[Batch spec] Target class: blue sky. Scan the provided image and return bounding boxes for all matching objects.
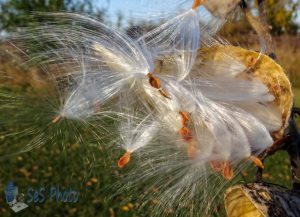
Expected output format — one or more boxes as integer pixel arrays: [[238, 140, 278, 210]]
[[95, 0, 192, 26]]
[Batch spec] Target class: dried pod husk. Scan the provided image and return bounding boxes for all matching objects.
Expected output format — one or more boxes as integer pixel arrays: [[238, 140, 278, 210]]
[[224, 183, 300, 217], [204, 0, 241, 18]]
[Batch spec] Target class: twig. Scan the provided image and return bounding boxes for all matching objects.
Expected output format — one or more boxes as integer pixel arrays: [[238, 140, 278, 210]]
[[240, 0, 275, 59], [286, 108, 300, 191], [255, 109, 300, 192]]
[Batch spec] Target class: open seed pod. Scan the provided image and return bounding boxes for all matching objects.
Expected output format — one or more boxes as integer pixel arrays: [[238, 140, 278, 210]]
[[204, 0, 241, 18], [224, 183, 300, 217], [197, 45, 293, 143]]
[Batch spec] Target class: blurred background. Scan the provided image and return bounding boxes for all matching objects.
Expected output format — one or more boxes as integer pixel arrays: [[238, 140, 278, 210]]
[[0, 0, 299, 216]]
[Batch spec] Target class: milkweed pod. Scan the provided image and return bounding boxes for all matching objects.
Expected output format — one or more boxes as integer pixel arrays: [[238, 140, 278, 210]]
[[197, 45, 293, 141], [139, 9, 200, 81], [204, 0, 241, 18]]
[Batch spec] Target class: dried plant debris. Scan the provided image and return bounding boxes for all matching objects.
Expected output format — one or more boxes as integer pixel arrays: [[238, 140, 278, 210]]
[[225, 183, 300, 217]]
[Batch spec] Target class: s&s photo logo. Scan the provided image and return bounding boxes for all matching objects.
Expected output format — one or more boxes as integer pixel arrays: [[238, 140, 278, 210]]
[[3, 180, 80, 213], [4, 181, 29, 213]]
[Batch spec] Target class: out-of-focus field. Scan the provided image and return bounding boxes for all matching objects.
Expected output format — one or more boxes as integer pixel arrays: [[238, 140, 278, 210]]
[[0, 34, 299, 217]]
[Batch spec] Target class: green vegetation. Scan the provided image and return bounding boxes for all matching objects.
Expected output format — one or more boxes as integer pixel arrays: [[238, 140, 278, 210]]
[[0, 0, 101, 31], [264, 0, 299, 35], [0, 139, 127, 217]]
